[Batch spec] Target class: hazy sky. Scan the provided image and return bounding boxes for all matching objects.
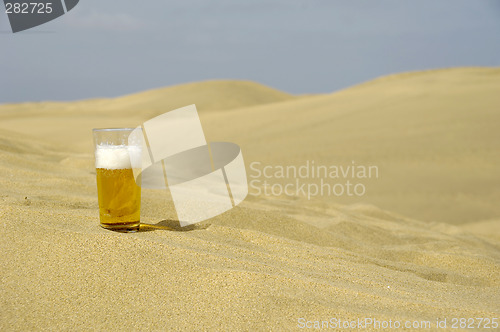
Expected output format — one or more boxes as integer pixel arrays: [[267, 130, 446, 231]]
[[1, 0, 499, 103]]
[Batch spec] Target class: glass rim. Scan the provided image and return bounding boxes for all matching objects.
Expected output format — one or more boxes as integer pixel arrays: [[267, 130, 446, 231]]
[[92, 127, 139, 132]]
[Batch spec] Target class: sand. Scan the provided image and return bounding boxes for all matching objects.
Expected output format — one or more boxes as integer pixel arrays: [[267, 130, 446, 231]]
[[1, 68, 499, 330]]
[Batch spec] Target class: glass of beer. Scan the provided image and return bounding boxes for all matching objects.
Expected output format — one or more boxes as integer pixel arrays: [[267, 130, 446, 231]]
[[93, 128, 142, 232]]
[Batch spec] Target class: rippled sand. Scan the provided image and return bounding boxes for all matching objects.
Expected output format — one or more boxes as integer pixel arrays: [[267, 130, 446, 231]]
[[1, 68, 499, 330]]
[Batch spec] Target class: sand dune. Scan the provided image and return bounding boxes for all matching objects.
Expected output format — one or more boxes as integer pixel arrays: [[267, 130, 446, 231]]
[[1, 68, 499, 223], [1, 68, 499, 330], [0, 80, 295, 152], [201, 67, 500, 224]]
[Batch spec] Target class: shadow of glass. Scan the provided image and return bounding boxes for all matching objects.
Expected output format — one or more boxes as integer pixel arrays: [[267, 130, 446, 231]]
[[139, 219, 209, 232]]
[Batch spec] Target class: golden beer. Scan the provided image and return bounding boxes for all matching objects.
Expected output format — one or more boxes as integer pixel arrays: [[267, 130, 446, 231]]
[[96, 168, 141, 232], [93, 128, 143, 232]]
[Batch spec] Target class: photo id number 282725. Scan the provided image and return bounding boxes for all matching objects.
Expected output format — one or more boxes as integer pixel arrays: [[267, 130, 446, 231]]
[[5, 2, 53, 14]]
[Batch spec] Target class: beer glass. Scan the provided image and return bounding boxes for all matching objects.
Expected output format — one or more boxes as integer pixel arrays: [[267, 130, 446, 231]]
[[93, 128, 142, 232]]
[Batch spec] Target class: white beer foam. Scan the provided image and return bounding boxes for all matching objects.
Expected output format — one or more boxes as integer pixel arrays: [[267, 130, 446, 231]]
[[95, 145, 141, 169]]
